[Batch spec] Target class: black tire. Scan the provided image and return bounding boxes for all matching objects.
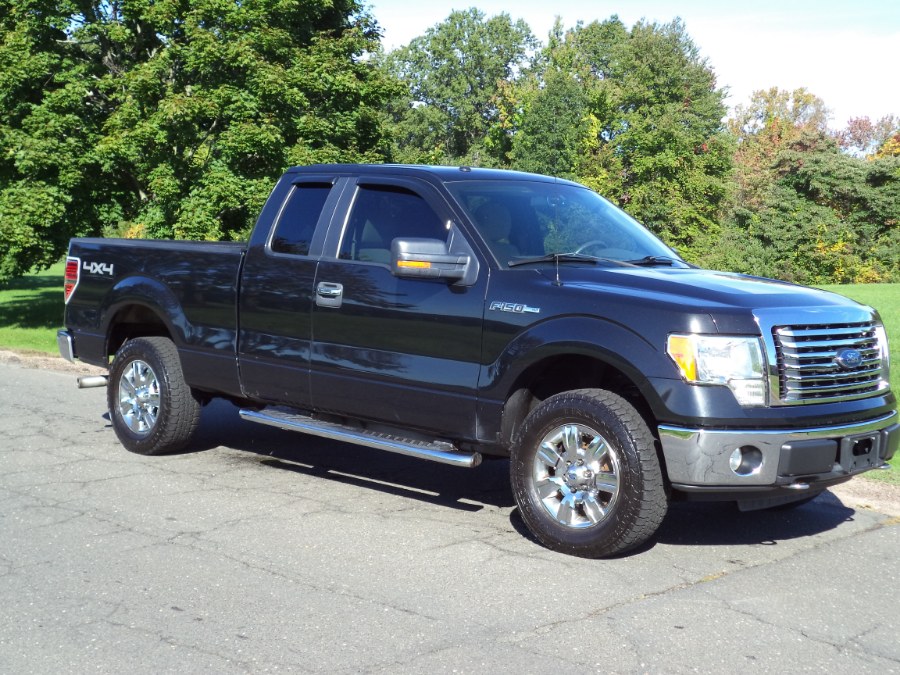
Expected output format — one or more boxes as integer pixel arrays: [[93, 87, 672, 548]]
[[511, 389, 667, 557], [107, 337, 201, 455]]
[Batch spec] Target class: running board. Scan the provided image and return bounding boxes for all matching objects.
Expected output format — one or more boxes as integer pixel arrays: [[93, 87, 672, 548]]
[[238, 408, 482, 468]]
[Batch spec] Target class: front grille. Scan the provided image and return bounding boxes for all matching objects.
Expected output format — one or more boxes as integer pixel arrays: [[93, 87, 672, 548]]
[[772, 322, 884, 404]]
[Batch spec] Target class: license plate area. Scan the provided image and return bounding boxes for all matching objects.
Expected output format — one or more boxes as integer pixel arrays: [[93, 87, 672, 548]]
[[839, 432, 881, 473]]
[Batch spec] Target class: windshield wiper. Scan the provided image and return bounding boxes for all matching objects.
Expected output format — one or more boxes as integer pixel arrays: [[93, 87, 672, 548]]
[[624, 255, 680, 267], [507, 252, 601, 268]]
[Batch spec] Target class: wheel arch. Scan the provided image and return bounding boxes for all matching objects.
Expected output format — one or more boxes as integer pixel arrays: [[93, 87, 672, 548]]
[[101, 276, 186, 358], [499, 350, 664, 450]]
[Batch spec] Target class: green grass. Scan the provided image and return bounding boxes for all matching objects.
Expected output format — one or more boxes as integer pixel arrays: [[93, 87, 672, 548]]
[[0, 261, 65, 354], [817, 284, 899, 485]]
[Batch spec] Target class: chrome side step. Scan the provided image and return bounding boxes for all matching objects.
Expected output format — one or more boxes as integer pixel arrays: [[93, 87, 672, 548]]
[[238, 408, 482, 468]]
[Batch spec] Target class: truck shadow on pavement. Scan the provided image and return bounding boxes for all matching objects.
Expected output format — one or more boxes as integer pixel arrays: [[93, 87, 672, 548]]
[[189, 400, 514, 512], [188, 400, 860, 554], [651, 493, 856, 549]]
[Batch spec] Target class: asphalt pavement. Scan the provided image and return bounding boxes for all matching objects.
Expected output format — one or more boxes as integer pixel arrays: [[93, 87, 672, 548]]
[[1, 362, 898, 673]]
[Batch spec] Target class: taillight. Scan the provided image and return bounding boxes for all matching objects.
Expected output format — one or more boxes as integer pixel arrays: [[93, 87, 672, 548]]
[[64, 256, 80, 304]]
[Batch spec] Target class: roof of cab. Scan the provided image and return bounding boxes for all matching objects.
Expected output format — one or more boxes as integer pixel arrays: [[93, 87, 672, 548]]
[[285, 163, 584, 187]]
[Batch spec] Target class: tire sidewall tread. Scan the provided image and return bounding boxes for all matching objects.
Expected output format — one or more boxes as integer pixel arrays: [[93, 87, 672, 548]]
[[511, 388, 667, 558], [107, 336, 201, 455]]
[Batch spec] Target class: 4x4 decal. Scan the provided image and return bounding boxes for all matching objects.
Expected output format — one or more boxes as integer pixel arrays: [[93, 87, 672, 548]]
[[82, 261, 115, 276]]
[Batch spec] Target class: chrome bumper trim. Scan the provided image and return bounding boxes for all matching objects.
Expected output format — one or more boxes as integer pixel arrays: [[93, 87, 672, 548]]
[[658, 411, 898, 486], [57, 330, 75, 363]]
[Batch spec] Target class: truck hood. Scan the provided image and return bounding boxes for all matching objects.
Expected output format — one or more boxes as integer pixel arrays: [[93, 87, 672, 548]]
[[554, 265, 864, 312]]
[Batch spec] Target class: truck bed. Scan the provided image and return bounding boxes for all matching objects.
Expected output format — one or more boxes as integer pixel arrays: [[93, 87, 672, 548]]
[[65, 238, 246, 397]]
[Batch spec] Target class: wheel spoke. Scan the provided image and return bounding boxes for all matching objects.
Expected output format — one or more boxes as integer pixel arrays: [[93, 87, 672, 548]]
[[140, 408, 157, 430], [594, 471, 619, 494], [561, 425, 581, 462], [124, 409, 140, 432], [556, 495, 578, 526], [537, 442, 562, 470], [120, 376, 137, 397], [535, 477, 563, 501], [586, 436, 608, 465], [130, 361, 144, 386], [581, 494, 607, 524]]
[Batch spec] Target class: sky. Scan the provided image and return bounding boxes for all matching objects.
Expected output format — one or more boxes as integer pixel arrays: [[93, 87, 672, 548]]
[[368, 0, 900, 129]]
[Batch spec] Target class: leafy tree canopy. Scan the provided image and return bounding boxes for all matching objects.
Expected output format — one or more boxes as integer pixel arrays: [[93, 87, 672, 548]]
[[0, 0, 398, 280], [512, 17, 734, 258], [385, 8, 537, 165], [702, 88, 900, 283]]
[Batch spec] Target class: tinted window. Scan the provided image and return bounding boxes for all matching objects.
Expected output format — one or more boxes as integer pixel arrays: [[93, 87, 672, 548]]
[[446, 180, 680, 266], [340, 185, 446, 264], [271, 183, 332, 256]]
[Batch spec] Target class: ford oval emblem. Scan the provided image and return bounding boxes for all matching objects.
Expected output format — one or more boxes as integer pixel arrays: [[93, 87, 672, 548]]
[[835, 348, 863, 370]]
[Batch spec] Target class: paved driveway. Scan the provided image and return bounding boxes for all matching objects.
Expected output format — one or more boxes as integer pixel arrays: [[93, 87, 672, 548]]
[[1, 363, 898, 673]]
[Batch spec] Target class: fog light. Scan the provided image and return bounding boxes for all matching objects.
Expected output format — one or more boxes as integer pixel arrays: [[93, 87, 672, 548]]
[[729, 446, 763, 476]]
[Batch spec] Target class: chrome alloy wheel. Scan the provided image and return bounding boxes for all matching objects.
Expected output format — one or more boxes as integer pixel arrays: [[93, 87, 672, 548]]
[[118, 359, 161, 435], [532, 423, 621, 528]]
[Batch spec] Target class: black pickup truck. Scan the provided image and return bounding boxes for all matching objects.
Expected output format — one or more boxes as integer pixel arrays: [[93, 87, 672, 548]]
[[59, 164, 898, 557]]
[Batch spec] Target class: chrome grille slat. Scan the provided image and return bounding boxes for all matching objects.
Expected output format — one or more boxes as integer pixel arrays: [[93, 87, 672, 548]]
[[785, 380, 879, 394], [777, 326, 875, 338], [784, 366, 882, 383], [772, 320, 885, 404], [782, 348, 879, 361], [786, 356, 880, 371], [776, 336, 876, 349]]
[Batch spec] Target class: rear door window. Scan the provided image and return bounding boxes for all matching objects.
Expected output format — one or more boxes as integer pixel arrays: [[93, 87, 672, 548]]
[[271, 183, 333, 256]]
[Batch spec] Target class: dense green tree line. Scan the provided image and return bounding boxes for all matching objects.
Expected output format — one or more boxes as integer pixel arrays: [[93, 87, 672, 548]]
[[1, 4, 897, 283], [385, 10, 898, 282], [0, 0, 398, 279]]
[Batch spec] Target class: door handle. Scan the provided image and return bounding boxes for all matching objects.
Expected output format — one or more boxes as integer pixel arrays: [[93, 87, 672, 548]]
[[316, 282, 343, 308]]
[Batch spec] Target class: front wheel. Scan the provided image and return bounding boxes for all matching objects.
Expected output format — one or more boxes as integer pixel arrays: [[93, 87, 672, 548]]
[[511, 389, 667, 557], [108, 337, 201, 455]]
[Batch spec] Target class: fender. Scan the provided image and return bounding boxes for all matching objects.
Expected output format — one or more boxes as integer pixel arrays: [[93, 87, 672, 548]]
[[484, 315, 682, 393], [476, 314, 686, 444], [101, 274, 188, 352]]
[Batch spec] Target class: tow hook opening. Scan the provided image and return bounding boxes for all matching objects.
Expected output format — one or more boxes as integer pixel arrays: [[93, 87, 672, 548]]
[[852, 438, 873, 457]]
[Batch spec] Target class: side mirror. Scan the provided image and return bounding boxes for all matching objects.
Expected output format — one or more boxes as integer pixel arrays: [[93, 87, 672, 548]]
[[391, 238, 470, 282]]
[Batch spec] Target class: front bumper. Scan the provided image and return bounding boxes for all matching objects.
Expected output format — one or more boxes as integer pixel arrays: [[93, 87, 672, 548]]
[[658, 411, 898, 491]]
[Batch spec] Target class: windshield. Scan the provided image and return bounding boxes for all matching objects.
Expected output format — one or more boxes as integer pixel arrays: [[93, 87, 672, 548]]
[[445, 180, 682, 267]]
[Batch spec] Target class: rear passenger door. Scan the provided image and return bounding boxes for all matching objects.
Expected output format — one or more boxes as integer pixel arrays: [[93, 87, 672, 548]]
[[310, 177, 486, 439], [238, 176, 346, 405]]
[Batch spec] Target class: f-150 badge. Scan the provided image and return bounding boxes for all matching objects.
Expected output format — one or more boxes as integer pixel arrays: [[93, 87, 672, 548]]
[[489, 301, 540, 314]]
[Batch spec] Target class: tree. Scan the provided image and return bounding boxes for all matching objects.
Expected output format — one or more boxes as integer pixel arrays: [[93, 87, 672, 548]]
[[0, 0, 104, 280], [703, 89, 900, 283], [510, 67, 590, 177], [727, 87, 830, 211], [838, 115, 899, 157], [0, 0, 398, 281], [512, 18, 733, 258], [385, 8, 537, 165]]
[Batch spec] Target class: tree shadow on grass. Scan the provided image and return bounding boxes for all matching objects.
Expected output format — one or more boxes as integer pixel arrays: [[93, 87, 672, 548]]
[[0, 287, 64, 329]]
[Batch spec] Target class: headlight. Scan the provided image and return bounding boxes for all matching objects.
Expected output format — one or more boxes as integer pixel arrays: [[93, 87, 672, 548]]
[[667, 334, 767, 406]]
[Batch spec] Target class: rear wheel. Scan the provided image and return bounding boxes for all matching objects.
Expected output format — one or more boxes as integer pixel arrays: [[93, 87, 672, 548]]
[[108, 337, 201, 455], [511, 389, 667, 557]]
